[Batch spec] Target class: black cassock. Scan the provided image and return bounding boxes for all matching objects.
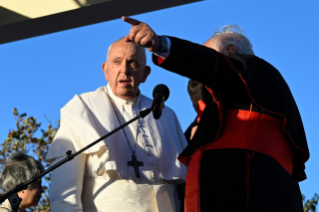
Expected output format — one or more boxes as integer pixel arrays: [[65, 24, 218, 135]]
[[153, 37, 309, 212]]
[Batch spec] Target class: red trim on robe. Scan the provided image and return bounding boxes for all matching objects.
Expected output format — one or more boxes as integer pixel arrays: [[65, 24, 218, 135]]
[[178, 88, 224, 166], [196, 100, 206, 123], [157, 56, 165, 65], [184, 149, 201, 212]]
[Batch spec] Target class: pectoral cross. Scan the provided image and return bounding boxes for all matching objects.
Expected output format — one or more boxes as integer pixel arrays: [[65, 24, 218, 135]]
[[127, 154, 144, 178]]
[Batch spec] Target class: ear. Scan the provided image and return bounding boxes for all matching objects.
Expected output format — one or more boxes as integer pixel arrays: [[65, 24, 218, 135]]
[[18, 190, 25, 194], [226, 44, 238, 55], [141, 66, 151, 83], [17, 189, 26, 198], [102, 62, 108, 81]]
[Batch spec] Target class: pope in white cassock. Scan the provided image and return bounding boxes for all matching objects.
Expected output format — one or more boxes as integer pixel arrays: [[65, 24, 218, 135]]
[[46, 38, 187, 212]]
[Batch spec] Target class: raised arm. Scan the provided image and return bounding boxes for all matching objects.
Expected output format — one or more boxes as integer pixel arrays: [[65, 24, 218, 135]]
[[122, 16, 250, 104], [152, 36, 251, 105]]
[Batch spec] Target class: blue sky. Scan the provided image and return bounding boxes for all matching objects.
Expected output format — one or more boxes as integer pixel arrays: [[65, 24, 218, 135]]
[[0, 0, 318, 200]]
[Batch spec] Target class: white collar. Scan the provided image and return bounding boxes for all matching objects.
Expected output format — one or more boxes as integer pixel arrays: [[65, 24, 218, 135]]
[[0, 199, 22, 212], [105, 84, 141, 106]]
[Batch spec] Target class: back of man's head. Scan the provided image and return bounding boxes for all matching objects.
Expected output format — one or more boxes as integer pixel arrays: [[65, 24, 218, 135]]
[[209, 25, 254, 55], [188, 80, 212, 111], [0, 151, 44, 194]]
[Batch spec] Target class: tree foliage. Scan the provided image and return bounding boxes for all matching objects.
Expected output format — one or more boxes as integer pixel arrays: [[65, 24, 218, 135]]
[[304, 194, 319, 212], [0, 108, 59, 211]]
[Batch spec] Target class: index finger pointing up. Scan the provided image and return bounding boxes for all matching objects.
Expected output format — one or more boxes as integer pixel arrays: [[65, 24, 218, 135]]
[[122, 16, 141, 26]]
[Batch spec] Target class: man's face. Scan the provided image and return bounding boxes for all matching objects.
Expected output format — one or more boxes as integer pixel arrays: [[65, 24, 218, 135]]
[[19, 180, 44, 207], [102, 40, 150, 100]]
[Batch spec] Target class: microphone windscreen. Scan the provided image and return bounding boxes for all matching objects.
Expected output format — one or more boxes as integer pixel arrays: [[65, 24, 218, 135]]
[[152, 84, 170, 101]]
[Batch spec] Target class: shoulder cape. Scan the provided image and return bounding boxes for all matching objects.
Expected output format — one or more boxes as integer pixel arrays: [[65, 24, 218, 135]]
[[47, 87, 187, 180]]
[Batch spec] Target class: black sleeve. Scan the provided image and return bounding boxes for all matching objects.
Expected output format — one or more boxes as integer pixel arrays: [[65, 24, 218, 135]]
[[153, 37, 310, 182], [152, 36, 251, 105]]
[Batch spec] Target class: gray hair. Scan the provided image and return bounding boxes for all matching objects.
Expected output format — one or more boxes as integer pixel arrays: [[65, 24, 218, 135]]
[[210, 25, 254, 55], [0, 152, 44, 194], [106, 37, 147, 67]]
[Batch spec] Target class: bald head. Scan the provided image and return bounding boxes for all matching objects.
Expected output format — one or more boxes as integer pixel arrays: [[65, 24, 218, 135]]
[[107, 38, 147, 67], [204, 25, 254, 55]]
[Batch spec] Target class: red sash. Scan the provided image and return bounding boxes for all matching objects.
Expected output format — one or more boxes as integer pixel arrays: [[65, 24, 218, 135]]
[[184, 109, 293, 212]]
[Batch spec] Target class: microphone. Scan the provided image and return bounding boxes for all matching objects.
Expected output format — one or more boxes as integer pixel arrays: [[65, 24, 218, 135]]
[[152, 84, 170, 119]]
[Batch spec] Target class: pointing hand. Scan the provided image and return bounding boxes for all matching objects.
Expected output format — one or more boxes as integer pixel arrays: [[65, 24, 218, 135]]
[[122, 16, 161, 53]]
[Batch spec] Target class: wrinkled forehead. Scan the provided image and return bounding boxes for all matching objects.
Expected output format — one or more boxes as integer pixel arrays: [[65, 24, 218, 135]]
[[107, 41, 144, 61]]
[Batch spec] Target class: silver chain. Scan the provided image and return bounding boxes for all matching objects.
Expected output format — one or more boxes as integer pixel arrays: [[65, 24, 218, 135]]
[[104, 88, 141, 155]]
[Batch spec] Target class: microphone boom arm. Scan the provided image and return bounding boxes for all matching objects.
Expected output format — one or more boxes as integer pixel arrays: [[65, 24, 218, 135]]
[[0, 108, 152, 211]]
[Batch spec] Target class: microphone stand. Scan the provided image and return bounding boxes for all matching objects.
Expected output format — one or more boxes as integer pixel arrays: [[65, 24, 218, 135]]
[[0, 108, 152, 212]]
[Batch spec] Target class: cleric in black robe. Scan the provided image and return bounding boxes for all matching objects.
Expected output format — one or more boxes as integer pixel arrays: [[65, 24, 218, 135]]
[[122, 17, 309, 212], [177, 79, 213, 212]]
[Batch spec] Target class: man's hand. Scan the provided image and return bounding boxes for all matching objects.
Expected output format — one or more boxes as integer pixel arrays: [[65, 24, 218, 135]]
[[190, 125, 198, 140], [122, 16, 161, 53]]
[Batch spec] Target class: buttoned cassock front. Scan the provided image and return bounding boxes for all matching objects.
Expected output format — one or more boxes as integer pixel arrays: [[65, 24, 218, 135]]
[[46, 85, 187, 212]]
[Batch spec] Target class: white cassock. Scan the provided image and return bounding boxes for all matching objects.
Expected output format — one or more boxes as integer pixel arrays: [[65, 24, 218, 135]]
[[46, 84, 187, 212]]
